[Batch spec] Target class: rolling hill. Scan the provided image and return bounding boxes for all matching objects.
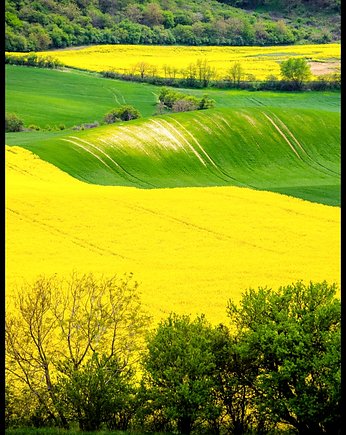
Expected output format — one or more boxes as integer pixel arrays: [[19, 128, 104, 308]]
[[7, 107, 341, 206], [5, 66, 340, 206]]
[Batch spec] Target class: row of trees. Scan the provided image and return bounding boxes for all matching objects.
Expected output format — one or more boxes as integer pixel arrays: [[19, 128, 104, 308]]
[[5, 52, 63, 68], [5, 0, 340, 51], [6, 274, 341, 434], [6, 53, 340, 92], [102, 57, 340, 91]]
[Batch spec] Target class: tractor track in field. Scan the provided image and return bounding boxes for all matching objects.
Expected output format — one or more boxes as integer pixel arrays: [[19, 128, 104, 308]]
[[113, 199, 283, 254], [267, 111, 340, 177], [62, 136, 156, 188], [7, 206, 133, 260], [204, 189, 340, 222]]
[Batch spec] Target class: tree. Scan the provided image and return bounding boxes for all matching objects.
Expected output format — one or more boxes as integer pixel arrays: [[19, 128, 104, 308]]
[[141, 2, 164, 27], [196, 58, 217, 87], [142, 314, 221, 435], [56, 353, 135, 431], [158, 87, 180, 108], [6, 273, 150, 430], [125, 4, 142, 23], [211, 325, 260, 435], [280, 57, 311, 88], [27, 23, 52, 50], [227, 62, 244, 86], [135, 61, 150, 79], [227, 281, 341, 435], [198, 94, 215, 110]]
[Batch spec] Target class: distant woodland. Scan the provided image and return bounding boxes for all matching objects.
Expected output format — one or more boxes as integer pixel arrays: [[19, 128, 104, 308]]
[[5, 0, 340, 51]]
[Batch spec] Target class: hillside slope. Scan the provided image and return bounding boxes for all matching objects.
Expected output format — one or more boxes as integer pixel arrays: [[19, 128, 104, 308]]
[[10, 107, 340, 206], [5, 0, 340, 52]]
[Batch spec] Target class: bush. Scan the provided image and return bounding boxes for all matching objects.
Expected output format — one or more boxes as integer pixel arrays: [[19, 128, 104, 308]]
[[198, 94, 215, 110], [172, 98, 197, 112], [28, 124, 41, 131], [104, 105, 141, 123], [5, 113, 24, 132], [158, 87, 211, 113]]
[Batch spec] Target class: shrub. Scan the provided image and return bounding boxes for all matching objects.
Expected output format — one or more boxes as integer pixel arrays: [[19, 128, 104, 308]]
[[28, 124, 41, 131], [5, 113, 24, 132], [158, 87, 206, 112], [198, 94, 215, 110], [104, 105, 141, 123], [172, 98, 197, 112]]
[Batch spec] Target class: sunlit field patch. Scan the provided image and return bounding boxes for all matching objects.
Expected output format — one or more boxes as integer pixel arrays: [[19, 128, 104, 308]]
[[6, 146, 340, 325], [33, 43, 341, 80]]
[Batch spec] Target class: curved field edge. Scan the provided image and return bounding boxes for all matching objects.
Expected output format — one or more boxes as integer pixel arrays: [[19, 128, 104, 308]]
[[6, 146, 341, 324], [12, 107, 340, 206]]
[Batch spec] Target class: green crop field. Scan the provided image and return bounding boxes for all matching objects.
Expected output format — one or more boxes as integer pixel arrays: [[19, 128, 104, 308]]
[[5, 66, 340, 206], [6, 65, 340, 129], [5, 65, 158, 127]]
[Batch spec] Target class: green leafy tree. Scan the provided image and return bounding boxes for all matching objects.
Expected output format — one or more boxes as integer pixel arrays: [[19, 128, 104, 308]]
[[142, 314, 221, 435], [163, 10, 175, 28], [211, 325, 260, 435], [56, 353, 135, 431], [280, 57, 311, 88], [158, 87, 180, 108], [227, 281, 341, 435]]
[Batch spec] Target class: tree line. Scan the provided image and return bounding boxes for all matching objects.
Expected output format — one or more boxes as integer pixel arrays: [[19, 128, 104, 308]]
[[101, 57, 340, 91], [5, 0, 340, 52], [6, 273, 341, 434], [6, 52, 339, 92]]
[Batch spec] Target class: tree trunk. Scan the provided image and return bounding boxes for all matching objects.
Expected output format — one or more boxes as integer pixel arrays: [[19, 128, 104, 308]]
[[178, 415, 193, 435]]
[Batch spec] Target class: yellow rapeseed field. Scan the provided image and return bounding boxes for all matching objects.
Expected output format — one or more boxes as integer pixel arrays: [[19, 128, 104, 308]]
[[34, 43, 340, 80], [6, 146, 340, 325]]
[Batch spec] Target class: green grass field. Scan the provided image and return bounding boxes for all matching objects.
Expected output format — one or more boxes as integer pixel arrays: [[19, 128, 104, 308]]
[[5, 66, 340, 206], [5, 65, 158, 127], [6, 65, 340, 129]]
